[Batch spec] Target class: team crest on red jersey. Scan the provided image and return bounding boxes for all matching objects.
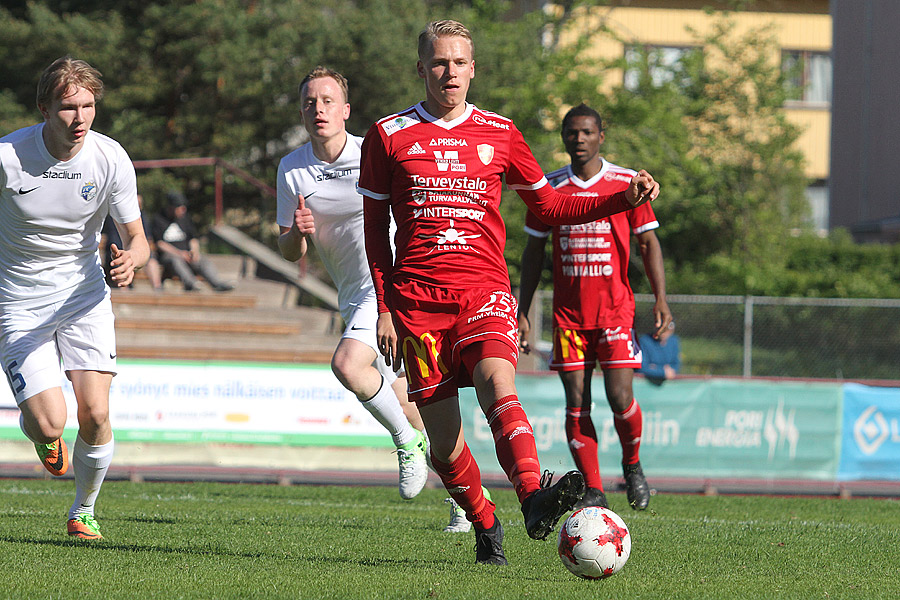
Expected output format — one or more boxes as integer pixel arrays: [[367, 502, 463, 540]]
[[477, 144, 494, 165]]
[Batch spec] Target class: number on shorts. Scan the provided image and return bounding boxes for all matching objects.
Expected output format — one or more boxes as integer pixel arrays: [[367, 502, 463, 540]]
[[477, 292, 514, 315], [4, 361, 25, 395]]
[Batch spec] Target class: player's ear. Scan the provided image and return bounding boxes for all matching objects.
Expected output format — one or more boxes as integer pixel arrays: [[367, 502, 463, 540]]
[[343, 102, 350, 121], [598, 130, 605, 145], [470, 59, 475, 79], [416, 60, 426, 79]]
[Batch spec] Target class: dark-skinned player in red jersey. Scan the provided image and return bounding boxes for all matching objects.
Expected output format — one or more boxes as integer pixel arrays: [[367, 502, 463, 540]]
[[518, 103, 672, 514], [359, 20, 660, 566]]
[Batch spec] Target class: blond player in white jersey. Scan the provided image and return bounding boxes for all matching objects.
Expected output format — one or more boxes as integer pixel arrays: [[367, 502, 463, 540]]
[[0, 57, 150, 540], [276, 66, 431, 500]]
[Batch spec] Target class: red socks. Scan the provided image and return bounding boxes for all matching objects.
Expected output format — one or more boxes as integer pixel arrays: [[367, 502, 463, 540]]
[[614, 399, 643, 465], [566, 399, 642, 487], [430, 444, 496, 529], [565, 407, 602, 490], [486, 395, 541, 502]]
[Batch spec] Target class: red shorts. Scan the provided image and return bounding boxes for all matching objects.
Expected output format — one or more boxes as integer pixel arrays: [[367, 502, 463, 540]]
[[390, 279, 519, 405], [549, 326, 643, 371]]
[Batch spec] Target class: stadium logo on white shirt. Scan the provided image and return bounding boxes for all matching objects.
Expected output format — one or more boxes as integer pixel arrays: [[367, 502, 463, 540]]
[[433, 151, 466, 172], [477, 144, 494, 165], [80, 181, 97, 202], [407, 142, 426, 155]]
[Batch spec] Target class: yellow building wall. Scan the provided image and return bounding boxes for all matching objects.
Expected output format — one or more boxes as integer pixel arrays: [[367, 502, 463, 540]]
[[568, 3, 831, 179]]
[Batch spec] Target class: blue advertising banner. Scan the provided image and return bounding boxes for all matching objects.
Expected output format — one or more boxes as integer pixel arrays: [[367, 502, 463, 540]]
[[461, 375, 843, 481], [838, 383, 900, 481]]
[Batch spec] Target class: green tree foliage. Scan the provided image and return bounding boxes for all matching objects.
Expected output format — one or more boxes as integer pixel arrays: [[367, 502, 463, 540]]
[[1, 2, 897, 298], [591, 14, 809, 296]]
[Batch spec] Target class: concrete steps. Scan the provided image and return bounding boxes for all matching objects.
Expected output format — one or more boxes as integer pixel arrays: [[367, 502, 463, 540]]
[[111, 254, 341, 364]]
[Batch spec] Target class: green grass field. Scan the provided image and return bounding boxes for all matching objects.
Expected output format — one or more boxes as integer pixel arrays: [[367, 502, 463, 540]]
[[0, 479, 896, 599]]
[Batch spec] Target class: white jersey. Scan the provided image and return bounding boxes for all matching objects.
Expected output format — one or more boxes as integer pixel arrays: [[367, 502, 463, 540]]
[[0, 123, 140, 309], [276, 134, 377, 320]]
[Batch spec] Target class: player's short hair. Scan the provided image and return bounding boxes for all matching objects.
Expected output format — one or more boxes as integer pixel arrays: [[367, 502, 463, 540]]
[[418, 20, 474, 60], [561, 103, 604, 134], [299, 66, 349, 104], [36, 56, 104, 109]]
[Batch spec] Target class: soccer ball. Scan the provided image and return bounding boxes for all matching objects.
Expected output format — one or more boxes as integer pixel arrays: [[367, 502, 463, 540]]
[[558, 506, 631, 579]]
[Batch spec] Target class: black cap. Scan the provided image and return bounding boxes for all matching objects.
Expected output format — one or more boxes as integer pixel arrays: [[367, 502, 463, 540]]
[[166, 190, 187, 207]]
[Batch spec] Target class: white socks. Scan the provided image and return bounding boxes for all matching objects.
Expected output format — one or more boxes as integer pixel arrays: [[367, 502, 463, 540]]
[[360, 376, 416, 448], [69, 435, 114, 519]]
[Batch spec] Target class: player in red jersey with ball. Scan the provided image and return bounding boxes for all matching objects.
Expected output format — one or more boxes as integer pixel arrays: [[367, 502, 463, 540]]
[[360, 20, 660, 565], [518, 103, 672, 512]]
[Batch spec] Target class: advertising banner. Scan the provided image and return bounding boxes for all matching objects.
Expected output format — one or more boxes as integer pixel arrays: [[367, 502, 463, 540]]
[[838, 383, 900, 481], [2, 362, 861, 482], [0, 360, 394, 447], [461, 376, 843, 481]]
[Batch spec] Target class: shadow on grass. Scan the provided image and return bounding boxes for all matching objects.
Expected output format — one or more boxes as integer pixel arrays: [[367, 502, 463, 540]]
[[119, 515, 179, 524], [0, 533, 457, 568]]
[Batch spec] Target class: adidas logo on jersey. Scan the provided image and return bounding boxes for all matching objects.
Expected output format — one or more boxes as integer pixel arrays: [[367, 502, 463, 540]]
[[407, 142, 426, 155]]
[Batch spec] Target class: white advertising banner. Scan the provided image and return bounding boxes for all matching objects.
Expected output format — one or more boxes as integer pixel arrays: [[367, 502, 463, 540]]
[[0, 361, 393, 446]]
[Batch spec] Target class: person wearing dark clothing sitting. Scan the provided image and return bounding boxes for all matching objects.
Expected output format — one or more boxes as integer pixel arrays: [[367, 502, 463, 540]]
[[150, 191, 234, 292]]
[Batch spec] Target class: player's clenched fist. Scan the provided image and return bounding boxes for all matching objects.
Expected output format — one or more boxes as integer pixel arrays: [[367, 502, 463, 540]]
[[625, 170, 660, 208], [293, 193, 316, 236]]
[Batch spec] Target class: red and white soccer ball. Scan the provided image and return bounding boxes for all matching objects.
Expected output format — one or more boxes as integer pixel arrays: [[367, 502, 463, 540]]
[[558, 506, 631, 579]]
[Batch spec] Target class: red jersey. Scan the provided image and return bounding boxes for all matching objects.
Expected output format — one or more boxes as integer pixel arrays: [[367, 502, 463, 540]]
[[360, 103, 636, 313], [524, 161, 659, 329]]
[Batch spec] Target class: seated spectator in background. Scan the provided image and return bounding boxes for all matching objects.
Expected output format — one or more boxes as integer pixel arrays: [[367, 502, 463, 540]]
[[150, 190, 234, 292], [638, 321, 681, 385], [102, 194, 163, 290]]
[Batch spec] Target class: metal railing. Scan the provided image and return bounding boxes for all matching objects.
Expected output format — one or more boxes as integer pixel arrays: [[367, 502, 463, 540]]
[[531, 291, 900, 382]]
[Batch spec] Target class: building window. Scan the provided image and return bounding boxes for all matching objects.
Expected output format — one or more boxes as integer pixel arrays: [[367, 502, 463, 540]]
[[805, 180, 829, 235], [782, 50, 832, 106], [624, 45, 696, 91]]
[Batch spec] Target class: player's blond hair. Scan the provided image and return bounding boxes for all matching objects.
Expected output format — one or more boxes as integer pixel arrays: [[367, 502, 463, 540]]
[[299, 66, 349, 103], [36, 56, 104, 109], [418, 20, 474, 60]]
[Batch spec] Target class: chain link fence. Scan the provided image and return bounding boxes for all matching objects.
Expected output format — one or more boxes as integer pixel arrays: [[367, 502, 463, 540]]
[[531, 291, 900, 381]]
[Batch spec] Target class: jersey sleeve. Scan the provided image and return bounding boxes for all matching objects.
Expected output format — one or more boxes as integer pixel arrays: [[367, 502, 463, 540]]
[[629, 201, 659, 235], [364, 195, 393, 313], [504, 124, 635, 225], [358, 123, 392, 200], [516, 178, 633, 225], [360, 123, 395, 313], [276, 157, 298, 229], [503, 124, 550, 191], [524, 208, 552, 238], [107, 148, 140, 224]]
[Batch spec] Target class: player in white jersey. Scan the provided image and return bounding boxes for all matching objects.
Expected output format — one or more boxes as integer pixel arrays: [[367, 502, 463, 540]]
[[275, 66, 430, 500], [0, 57, 150, 540]]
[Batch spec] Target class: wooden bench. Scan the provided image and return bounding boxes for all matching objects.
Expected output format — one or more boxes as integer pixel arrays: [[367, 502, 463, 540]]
[[111, 291, 257, 309], [115, 346, 334, 363], [115, 319, 302, 336]]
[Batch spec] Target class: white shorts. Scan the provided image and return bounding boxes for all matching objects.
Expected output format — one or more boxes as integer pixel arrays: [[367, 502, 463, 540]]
[[1, 292, 117, 405], [342, 291, 401, 385]]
